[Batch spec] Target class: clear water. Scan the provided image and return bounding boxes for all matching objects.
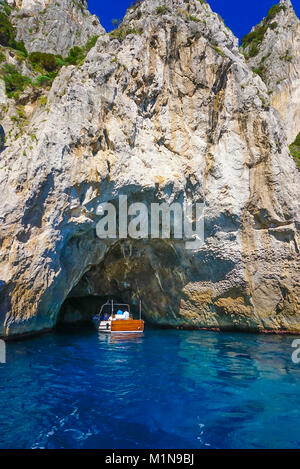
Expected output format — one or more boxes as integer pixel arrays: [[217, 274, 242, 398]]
[[1, 327, 300, 449]]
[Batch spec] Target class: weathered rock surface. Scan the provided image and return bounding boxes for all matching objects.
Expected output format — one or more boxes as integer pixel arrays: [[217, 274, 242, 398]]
[[7, 0, 105, 56], [0, 0, 299, 337], [242, 0, 300, 144]]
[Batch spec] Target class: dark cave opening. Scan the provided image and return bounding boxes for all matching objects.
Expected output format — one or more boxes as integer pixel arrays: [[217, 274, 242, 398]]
[[56, 239, 187, 330], [57, 294, 144, 328], [55, 236, 238, 331]]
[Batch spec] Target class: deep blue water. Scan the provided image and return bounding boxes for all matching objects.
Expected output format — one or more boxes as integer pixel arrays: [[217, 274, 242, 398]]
[[1, 327, 300, 449]]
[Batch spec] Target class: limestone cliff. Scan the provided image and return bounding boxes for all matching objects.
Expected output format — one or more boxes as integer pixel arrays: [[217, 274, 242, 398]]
[[0, 0, 299, 338], [242, 0, 300, 144], [6, 0, 105, 56]]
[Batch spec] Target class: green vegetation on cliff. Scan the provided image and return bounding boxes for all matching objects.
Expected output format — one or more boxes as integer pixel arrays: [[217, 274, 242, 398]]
[[289, 133, 300, 170], [29, 52, 60, 72], [155, 6, 168, 15], [241, 3, 286, 57], [0, 0, 14, 16], [0, 10, 27, 55], [64, 35, 99, 64], [267, 4, 287, 20], [1, 63, 32, 97], [109, 25, 141, 41], [0, 33, 99, 98]]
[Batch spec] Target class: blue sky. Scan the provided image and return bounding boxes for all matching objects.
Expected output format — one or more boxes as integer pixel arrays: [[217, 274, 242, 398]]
[[88, 0, 300, 40]]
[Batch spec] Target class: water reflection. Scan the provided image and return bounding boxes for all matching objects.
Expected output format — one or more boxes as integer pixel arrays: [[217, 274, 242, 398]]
[[1, 328, 300, 449], [98, 332, 144, 344]]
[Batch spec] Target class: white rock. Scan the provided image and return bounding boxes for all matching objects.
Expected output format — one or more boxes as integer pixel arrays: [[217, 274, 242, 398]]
[[243, 0, 300, 143], [0, 0, 299, 337]]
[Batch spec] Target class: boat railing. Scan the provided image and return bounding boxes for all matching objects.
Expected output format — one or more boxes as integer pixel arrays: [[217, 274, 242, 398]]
[[96, 301, 142, 321], [98, 302, 131, 317]]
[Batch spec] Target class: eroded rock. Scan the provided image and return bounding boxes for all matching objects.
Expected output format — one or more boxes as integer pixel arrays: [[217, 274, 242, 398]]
[[0, 0, 299, 337]]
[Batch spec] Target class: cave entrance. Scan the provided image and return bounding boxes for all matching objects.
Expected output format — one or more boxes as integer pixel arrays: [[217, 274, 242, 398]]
[[56, 239, 187, 328], [58, 295, 141, 326]]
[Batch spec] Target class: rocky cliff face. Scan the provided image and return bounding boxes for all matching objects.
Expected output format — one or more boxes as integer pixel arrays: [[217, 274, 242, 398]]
[[6, 0, 105, 56], [0, 0, 299, 338], [242, 0, 300, 144]]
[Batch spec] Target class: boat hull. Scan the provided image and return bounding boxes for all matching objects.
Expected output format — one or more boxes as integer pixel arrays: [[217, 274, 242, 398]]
[[111, 320, 144, 333]]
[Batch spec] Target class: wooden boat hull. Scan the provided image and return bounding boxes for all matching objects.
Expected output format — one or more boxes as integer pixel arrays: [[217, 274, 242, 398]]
[[111, 319, 144, 333]]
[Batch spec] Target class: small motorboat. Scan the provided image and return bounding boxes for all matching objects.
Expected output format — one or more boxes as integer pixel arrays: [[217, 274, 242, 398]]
[[93, 300, 144, 334]]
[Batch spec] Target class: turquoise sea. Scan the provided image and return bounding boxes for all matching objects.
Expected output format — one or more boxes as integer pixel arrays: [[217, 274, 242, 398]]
[[0, 327, 300, 449]]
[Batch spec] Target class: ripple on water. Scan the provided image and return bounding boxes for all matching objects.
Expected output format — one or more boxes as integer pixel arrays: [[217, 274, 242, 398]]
[[0, 328, 300, 449]]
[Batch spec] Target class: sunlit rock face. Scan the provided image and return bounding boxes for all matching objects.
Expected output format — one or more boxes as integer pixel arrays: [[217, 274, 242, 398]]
[[8, 0, 105, 56], [7, 0, 49, 9], [0, 0, 299, 338], [242, 0, 300, 144]]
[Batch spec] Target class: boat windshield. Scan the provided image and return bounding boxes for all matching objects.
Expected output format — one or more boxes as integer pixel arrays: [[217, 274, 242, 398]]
[[99, 303, 131, 319]]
